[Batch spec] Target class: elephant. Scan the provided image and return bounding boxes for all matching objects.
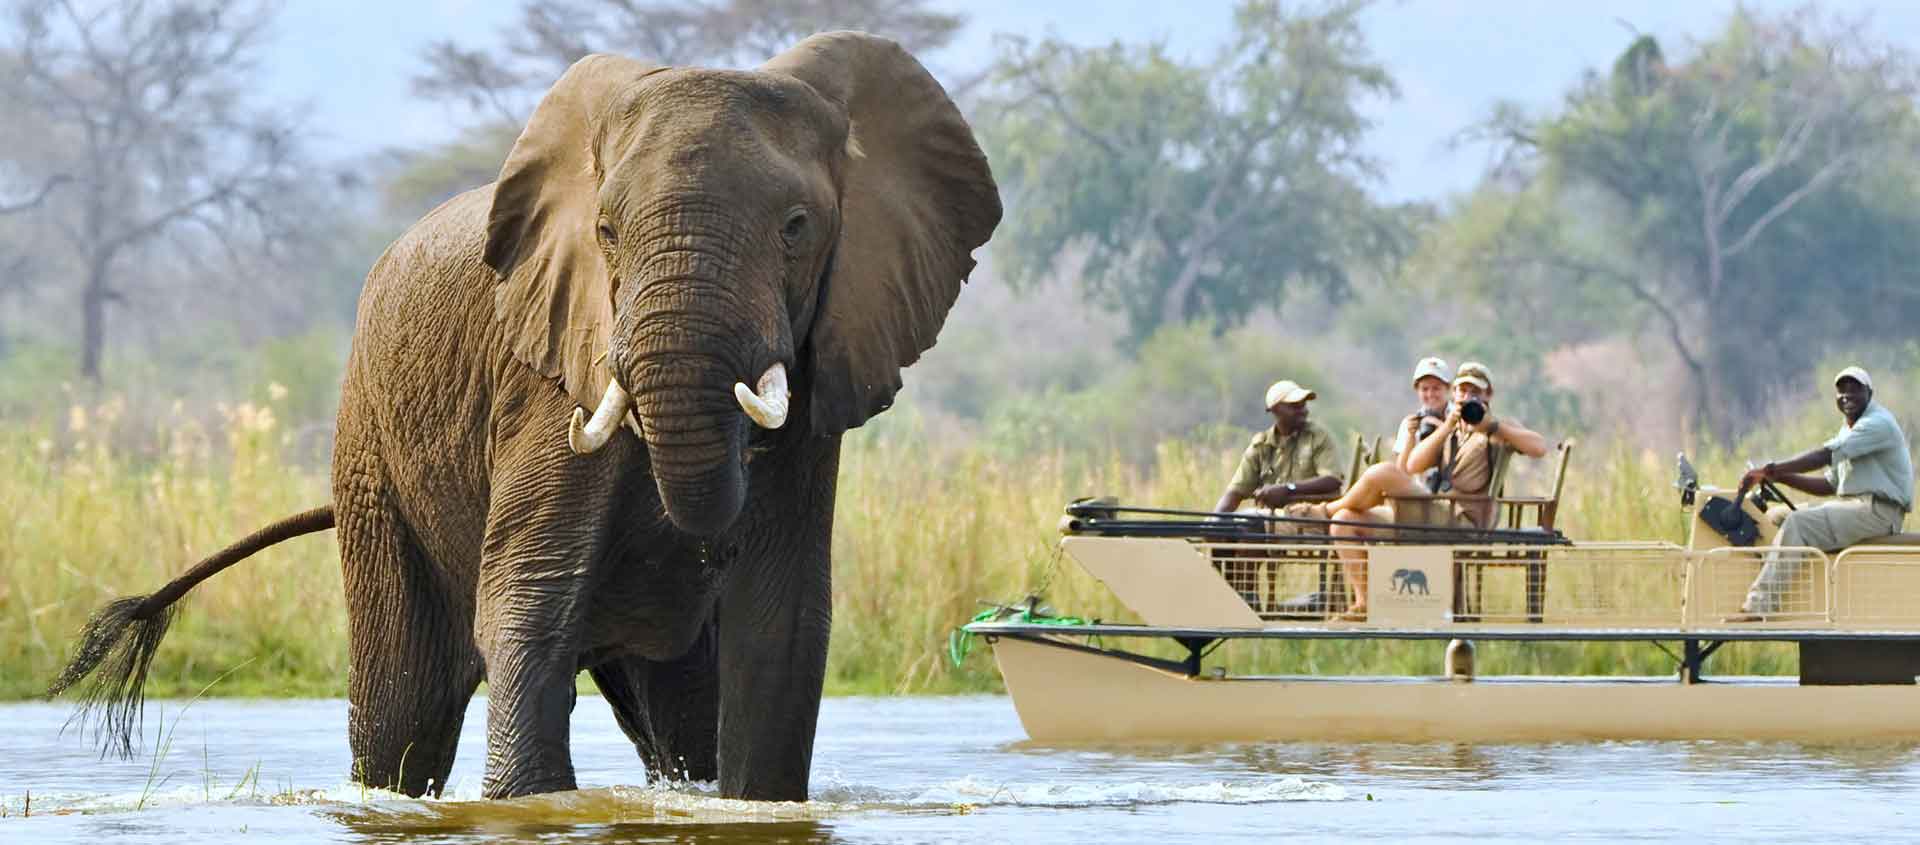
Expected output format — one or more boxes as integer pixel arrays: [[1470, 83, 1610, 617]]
[[47, 32, 1000, 803], [1392, 568, 1430, 595]]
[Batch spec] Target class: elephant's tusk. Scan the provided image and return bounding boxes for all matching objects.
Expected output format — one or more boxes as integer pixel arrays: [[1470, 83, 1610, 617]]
[[734, 363, 789, 429], [569, 379, 633, 454]]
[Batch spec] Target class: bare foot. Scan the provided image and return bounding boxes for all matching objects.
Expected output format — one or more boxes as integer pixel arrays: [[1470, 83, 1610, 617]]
[[1334, 606, 1368, 622]]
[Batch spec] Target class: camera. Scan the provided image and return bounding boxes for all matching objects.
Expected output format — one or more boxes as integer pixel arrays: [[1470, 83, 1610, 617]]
[[1459, 398, 1486, 426], [1415, 407, 1446, 440]]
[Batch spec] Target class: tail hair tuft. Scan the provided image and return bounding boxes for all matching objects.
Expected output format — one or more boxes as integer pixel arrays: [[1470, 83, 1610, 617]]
[[46, 595, 174, 759]]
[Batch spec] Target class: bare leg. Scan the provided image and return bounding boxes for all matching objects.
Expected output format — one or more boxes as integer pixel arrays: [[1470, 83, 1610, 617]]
[[1330, 508, 1374, 615], [1327, 462, 1425, 516], [1325, 463, 1429, 619]]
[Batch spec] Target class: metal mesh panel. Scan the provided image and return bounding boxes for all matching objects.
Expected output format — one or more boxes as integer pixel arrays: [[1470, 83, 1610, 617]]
[[1198, 542, 1350, 620], [1451, 543, 1685, 626], [1833, 548, 1920, 627], [1690, 547, 1829, 624]]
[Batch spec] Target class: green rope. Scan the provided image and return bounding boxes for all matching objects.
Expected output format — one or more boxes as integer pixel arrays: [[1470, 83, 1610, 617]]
[[947, 595, 1091, 668]]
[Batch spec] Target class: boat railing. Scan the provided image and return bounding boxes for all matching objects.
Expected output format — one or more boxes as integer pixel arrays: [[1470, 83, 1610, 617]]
[[1060, 500, 1570, 546], [1832, 547, 1920, 628], [1131, 536, 1920, 631], [1194, 540, 1690, 627], [1689, 546, 1832, 626]]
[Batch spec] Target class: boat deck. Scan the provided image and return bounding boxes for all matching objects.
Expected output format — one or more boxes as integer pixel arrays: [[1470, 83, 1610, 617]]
[[964, 620, 1920, 641]]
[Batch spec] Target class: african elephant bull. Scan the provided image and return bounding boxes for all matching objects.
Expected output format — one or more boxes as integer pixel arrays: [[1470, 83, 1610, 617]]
[[48, 32, 1000, 802]]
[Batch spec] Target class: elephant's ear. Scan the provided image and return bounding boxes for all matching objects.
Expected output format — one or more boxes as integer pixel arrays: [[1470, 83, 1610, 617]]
[[485, 54, 664, 412], [762, 32, 1002, 436]]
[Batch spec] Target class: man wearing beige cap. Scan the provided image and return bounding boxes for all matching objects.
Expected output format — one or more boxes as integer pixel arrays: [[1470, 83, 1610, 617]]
[[1213, 379, 1344, 518], [1728, 366, 1913, 622]]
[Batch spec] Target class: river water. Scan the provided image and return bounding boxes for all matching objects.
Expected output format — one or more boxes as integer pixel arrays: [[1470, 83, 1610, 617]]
[[1, 694, 1914, 843]]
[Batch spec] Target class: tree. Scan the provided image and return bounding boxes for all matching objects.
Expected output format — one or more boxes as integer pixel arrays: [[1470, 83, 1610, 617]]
[[1448, 9, 1920, 439], [2, 0, 317, 380], [979, 0, 1408, 342], [393, 0, 968, 222], [413, 0, 967, 127]]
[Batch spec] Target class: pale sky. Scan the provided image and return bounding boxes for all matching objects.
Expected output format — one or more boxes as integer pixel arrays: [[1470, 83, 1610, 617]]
[[257, 1, 1920, 203]]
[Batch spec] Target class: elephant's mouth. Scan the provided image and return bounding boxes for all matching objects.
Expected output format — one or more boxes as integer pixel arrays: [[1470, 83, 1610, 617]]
[[569, 363, 787, 458]]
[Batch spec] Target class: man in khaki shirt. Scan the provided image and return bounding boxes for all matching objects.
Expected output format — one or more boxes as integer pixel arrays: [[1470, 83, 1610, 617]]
[[1212, 379, 1345, 521]]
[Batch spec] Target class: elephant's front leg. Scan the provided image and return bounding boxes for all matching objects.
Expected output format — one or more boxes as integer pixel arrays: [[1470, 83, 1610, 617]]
[[475, 453, 616, 799], [716, 440, 839, 801]]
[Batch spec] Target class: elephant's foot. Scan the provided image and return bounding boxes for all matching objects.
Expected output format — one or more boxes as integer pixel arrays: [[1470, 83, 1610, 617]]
[[481, 767, 578, 800], [718, 772, 809, 803]]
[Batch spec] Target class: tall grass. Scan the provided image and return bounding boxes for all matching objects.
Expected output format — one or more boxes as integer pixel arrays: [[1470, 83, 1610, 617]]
[[0, 397, 342, 699], [0, 395, 1856, 702]]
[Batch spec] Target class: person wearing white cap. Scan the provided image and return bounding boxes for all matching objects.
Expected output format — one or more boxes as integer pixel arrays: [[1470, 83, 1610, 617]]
[[1212, 379, 1345, 518], [1393, 357, 1454, 484], [1728, 366, 1913, 622]]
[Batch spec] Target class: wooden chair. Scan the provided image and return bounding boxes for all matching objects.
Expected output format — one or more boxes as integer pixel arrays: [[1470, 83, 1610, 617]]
[[1239, 431, 1379, 619], [1386, 441, 1575, 622]]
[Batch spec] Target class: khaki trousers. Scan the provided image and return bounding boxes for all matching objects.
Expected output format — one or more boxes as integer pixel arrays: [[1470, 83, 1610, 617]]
[[1239, 501, 1331, 534], [1744, 495, 1904, 613]]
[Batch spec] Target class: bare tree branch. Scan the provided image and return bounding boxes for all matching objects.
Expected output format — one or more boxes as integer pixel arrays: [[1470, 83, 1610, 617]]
[[411, 0, 967, 128], [0, 173, 70, 214], [1, 0, 323, 379]]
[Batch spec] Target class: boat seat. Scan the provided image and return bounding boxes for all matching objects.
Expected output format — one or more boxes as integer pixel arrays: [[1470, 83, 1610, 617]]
[[1409, 441, 1575, 623], [1856, 533, 1920, 547]]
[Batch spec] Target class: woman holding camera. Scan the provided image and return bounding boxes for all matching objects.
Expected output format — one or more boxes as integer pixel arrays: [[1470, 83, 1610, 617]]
[[1321, 362, 1549, 619], [1395, 357, 1455, 484]]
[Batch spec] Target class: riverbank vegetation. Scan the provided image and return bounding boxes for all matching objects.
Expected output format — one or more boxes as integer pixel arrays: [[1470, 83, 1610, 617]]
[[6, 370, 1914, 700]]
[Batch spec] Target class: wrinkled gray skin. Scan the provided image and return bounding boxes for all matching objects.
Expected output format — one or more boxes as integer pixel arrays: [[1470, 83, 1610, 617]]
[[333, 33, 998, 801]]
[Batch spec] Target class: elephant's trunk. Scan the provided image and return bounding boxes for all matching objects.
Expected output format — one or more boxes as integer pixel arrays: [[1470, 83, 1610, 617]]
[[615, 222, 797, 536], [629, 372, 747, 537]]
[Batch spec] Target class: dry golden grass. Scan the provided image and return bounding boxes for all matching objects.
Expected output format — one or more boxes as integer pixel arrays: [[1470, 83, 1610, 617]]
[[2, 399, 1802, 701], [0, 397, 342, 699]]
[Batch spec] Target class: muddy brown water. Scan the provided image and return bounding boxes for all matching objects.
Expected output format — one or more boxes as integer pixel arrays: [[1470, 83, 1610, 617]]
[[2, 694, 1915, 842]]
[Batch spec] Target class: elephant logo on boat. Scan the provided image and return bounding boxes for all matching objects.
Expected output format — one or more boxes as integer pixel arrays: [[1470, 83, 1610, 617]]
[[1392, 568, 1431, 595]]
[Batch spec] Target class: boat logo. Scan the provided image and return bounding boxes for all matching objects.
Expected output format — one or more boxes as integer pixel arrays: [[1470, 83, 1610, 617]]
[[1392, 568, 1431, 595]]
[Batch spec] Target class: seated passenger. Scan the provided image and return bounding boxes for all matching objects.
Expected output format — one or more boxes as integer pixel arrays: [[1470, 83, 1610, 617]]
[[1319, 362, 1549, 619], [1212, 379, 1345, 532], [1395, 357, 1453, 489], [1725, 366, 1913, 622]]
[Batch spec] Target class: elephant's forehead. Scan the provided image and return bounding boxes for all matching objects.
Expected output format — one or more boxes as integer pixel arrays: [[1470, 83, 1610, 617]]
[[631, 68, 839, 137]]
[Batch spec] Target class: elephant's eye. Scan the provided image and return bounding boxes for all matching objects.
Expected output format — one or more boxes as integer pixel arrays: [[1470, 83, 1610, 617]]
[[781, 209, 808, 248], [596, 221, 618, 248]]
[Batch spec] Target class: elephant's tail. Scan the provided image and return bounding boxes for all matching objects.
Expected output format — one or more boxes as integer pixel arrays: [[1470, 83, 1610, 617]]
[[47, 505, 335, 758]]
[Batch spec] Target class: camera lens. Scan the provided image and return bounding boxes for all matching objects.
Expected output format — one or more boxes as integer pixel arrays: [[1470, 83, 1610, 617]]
[[1460, 399, 1486, 425]]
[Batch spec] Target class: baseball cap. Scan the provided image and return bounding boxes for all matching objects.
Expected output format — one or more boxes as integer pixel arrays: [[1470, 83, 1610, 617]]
[[1412, 357, 1452, 388], [1835, 366, 1873, 390], [1453, 361, 1492, 391], [1264, 379, 1317, 409]]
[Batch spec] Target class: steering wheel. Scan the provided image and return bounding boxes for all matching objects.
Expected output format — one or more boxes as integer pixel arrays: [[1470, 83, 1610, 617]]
[[1755, 477, 1798, 512]]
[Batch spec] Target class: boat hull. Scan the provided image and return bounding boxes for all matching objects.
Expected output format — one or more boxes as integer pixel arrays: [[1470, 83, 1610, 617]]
[[992, 636, 1920, 744]]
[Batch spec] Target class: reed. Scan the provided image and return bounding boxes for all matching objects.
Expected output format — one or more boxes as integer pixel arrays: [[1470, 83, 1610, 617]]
[[0, 398, 1825, 702], [0, 398, 343, 700]]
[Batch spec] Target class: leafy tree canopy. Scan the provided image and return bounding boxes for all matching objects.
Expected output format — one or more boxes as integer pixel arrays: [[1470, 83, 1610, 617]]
[[979, 0, 1411, 343], [1431, 7, 1920, 439]]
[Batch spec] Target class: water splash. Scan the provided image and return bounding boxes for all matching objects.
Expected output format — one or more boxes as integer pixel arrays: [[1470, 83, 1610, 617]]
[[895, 775, 1347, 807], [326, 784, 857, 832]]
